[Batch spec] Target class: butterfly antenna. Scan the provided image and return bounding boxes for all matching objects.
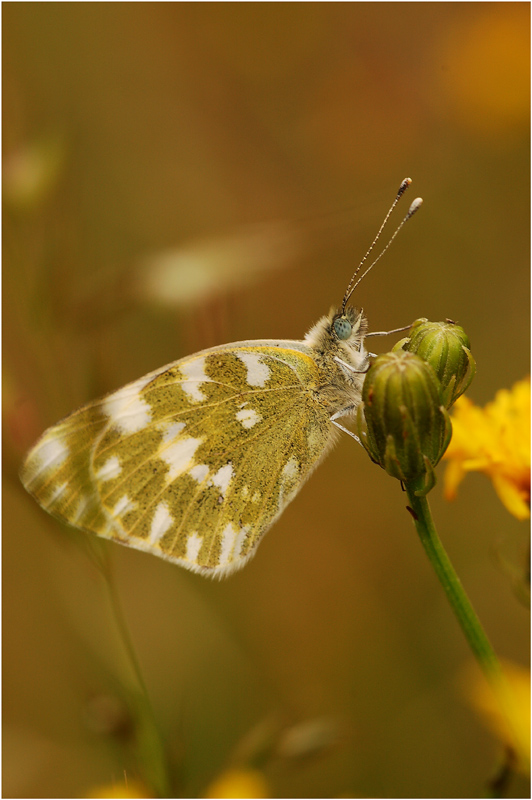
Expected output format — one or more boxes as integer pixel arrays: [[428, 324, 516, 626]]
[[342, 191, 423, 311], [342, 196, 423, 310], [342, 178, 418, 311]]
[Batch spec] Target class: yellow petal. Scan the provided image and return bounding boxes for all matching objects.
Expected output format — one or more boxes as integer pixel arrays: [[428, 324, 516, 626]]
[[204, 767, 270, 799], [491, 473, 530, 521], [443, 378, 530, 519], [443, 459, 466, 500], [462, 661, 530, 775]]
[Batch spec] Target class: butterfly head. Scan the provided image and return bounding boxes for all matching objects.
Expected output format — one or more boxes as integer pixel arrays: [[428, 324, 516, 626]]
[[331, 306, 369, 354], [304, 306, 367, 355], [332, 307, 363, 341]]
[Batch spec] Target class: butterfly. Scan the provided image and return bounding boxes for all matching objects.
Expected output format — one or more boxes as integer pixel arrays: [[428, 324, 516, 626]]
[[20, 180, 422, 578]]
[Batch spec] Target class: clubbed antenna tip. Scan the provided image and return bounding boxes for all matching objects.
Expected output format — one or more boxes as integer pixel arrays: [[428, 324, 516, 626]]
[[408, 197, 423, 217], [342, 180, 422, 310]]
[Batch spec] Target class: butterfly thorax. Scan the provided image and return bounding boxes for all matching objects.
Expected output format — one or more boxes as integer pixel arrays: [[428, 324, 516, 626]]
[[303, 306, 369, 417]]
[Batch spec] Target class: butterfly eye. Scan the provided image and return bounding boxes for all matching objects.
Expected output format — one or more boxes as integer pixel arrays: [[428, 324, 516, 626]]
[[333, 316, 352, 340]]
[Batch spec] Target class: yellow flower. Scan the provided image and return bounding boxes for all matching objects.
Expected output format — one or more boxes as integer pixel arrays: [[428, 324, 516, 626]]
[[461, 660, 530, 775], [443, 378, 530, 520], [204, 767, 269, 799]]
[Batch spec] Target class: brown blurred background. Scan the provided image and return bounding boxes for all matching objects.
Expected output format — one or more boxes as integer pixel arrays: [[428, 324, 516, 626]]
[[3, 4, 530, 798]]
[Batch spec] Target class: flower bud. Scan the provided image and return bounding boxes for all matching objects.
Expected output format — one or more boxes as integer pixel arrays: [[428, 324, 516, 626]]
[[357, 351, 452, 491], [394, 318, 475, 407]]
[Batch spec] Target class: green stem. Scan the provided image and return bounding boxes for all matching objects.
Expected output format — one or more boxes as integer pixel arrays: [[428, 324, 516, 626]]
[[404, 479, 522, 772], [405, 478, 502, 684], [99, 548, 172, 798]]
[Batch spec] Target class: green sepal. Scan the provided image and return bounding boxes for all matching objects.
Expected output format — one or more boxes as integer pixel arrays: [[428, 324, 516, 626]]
[[396, 318, 476, 408]]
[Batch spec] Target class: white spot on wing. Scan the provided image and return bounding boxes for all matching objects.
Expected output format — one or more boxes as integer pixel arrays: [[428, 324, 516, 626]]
[[49, 482, 68, 503], [96, 456, 122, 482], [160, 437, 203, 481], [220, 522, 238, 565], [160, 421, 186, 443], [186, 532, 203, 562], [103, 380, 151, 433], [211, 463, 233, 496], [112, 495, 136, 517], [278, 456, 300, 510], [236, 407, 262, 428], [233, 526, 248, 560], [189, 463, 209, 483], [149, 502, 174, 544], [237, 352, 270, 387], [218, 523, 249, 566], [282, 456, 299, 481], [73, 494, 90, 523], [180, 357, 209, 402], [35, 436, 69, 474]]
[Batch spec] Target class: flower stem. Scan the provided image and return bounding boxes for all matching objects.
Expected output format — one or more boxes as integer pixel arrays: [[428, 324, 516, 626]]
[[406, 481, 502, 683], [404, 478, 523, 769], [99, 548, 172, 798], [405, 479, 502, 684]]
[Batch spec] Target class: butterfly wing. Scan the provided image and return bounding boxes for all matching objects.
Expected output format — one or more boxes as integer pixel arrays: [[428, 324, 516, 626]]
[[21, 343, 336, 577]]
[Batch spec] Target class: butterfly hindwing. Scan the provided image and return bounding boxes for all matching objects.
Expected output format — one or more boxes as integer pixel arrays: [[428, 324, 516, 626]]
[[21, 344, 335, 576]]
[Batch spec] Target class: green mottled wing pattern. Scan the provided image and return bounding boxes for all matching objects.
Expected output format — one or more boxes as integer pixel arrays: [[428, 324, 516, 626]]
[[21, 345, 335, 577]]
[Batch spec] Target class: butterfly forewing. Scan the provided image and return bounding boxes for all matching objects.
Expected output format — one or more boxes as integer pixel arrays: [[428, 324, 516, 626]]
[[21, 344, 335, 577]]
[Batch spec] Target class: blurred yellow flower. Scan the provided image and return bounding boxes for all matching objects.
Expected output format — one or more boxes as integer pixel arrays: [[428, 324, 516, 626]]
[[462, 660, 530, 776], [3, 136, 65, 210], [204, 767, 269, 799], [443, 378, 530, 520], [87, 778, 152, 798], [436, 4, 529, 137]]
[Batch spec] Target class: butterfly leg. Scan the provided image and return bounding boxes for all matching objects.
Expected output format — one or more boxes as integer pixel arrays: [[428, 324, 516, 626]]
[[334, 356, 369, 374], [330, 412, 361, 445]]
